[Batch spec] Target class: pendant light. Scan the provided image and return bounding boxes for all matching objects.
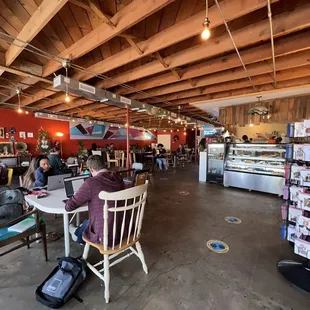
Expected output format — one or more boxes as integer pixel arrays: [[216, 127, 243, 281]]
[[16, 87, 23, 113], [62, 59, 71, 102], [201, 0, 211, 40]]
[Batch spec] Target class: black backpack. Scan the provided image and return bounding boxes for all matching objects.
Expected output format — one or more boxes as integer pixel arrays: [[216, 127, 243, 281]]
[[36, 257, 87, 309], [0, 189, 24, 225], [0, 163, 8, 185]]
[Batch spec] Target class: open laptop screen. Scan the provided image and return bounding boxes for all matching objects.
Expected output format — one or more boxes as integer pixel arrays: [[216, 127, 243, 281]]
[[63, 175, 90, 198]]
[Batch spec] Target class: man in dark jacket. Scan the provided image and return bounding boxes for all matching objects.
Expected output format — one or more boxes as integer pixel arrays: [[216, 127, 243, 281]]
[[65, 155, 125, 245], [47, 147, 64, 175]]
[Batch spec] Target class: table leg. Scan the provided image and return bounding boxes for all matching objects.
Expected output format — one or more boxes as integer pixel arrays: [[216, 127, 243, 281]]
[[63, 213, 70, 257], [173, 155, 177, 168], [76, 212, 80, 227], [151, 156, 155, 173]]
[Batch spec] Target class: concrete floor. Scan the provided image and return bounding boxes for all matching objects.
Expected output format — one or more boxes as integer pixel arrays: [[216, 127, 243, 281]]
[[0, 166, 309, 310]]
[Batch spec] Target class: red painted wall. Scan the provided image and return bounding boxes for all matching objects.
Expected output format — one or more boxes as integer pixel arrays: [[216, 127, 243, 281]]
[[0, 108, 156, 158]]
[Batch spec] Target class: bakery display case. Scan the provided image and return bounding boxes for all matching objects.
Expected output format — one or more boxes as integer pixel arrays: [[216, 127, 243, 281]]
[[224, 143, 286, 195]]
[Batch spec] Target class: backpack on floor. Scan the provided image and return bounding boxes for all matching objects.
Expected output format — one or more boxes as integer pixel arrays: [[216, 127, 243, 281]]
[[0, 163, 8, 185], [0, 189, 24, 225], [35, 257, 87, 309]]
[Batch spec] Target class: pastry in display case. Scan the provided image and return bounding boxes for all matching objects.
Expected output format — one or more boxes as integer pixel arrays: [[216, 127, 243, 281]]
[[224, 143, 286, 195]]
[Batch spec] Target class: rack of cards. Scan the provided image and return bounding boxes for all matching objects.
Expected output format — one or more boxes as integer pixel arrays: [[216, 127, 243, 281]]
[[278, 120, 310, 293]]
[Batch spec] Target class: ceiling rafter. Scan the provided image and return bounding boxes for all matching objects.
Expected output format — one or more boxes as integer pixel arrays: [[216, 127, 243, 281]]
[[73, 0, 279, 82], [99, 3, 310, 90], [42, 0, 175, 77], [5, 0, 69, 66]]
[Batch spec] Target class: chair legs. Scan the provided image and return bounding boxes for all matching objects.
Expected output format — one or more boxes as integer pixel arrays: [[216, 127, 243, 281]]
[[41, 224, 48, 261], [82, 243, 90, 260], [103, 254, 110, 303], [136, 241, 148, 274]]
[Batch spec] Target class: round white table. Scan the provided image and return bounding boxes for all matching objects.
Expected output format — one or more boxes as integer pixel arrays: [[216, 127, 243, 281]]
[[25, 188, 88, 257]]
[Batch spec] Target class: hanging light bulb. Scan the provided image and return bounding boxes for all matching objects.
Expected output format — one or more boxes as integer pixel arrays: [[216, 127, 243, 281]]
[[201, 0, 211, 40], [16, 88, 23, 113], [25, 110, 29, 114], [65, 93, 70, 102]]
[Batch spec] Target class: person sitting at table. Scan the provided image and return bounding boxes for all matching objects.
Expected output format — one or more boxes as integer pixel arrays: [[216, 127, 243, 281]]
[[88, 143, 98, 156], [47, 147, 65, 175], [66, 155, 125, 245], [156, 144, 168, 171], [23, 155, 50, 188], [108, 143, 115, 159]]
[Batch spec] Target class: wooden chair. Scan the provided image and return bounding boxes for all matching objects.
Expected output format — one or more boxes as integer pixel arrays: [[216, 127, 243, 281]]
[[0, 209, 48, 261], [82, 182, 149, 303], [106, 153, 119, 168], [115, 151, 125, 168], [6, 168, 13, 186]]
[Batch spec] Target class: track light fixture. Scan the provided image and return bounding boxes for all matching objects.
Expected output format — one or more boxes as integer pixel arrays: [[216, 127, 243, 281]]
[[202, 0, 211, 40]]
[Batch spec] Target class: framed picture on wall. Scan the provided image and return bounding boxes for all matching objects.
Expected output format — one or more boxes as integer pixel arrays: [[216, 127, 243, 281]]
[[0, 127, 4, 139]]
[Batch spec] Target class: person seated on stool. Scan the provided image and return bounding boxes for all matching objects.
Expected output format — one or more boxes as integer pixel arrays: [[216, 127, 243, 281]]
[[156, 144, 168, 171], [65, 155, 125, 245], [23, 155, 50, 188]]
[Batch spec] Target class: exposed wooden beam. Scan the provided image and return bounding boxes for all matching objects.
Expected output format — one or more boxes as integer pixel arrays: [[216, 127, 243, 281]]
[[123, 37, 143, 55], [42, 0, 174, 77], [68, 0, 91, 11], [159, 76, 310, 107], [170, 68, 181, 80], [19, 87, 60, 107], [131, 50, 310, 101], [98, 3, 310, 89], [157, 65, 310, 107], [5, 0, 69, 66], [112, 31, 310, 95], [87, 0, 115, 28], [74, 0, 279, 82], [155, 52, 168, 69]]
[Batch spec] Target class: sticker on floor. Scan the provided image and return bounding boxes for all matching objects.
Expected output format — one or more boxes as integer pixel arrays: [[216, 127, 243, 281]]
[[225, 216, 242, 224], [179, 191, 190, 196], [206, 240, 229, 254]]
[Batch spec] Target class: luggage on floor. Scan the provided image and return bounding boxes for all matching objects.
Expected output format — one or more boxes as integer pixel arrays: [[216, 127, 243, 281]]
[[35, 257, 87, 309], [0, 163, 8, 185], [0, 189, 24, 225]]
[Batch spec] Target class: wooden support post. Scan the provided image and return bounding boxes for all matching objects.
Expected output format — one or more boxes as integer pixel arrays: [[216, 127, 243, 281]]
[[126, 106, 130, 169], [194, 127, 198, 164]]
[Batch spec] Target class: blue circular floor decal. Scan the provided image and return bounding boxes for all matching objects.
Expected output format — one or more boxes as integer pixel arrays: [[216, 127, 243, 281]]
[[206, 240, 229, 254], [225, 216, 242, 224]]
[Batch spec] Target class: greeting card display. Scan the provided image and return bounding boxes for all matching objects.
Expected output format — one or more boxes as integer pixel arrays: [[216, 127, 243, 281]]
[[293, 144, 310, 161], [300, 169, 310, 187], [297, 193, 310, 211], [294, 122, 306, 138], [294, 238, 310, 259], [287, 225, 303, 243], [288, 206, 303, 223]]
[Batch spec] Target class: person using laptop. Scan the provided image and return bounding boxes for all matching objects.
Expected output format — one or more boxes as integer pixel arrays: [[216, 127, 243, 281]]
[[23, 155, 50, 188], [65, 155, 125, 245]]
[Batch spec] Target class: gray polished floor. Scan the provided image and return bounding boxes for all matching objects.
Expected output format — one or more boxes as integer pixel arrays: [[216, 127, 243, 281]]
[[0, 166, 309, 310]]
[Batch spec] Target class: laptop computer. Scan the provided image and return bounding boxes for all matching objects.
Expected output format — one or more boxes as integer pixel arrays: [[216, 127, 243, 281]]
[[63, 175, 90, 203], [47, 173, 72, 191]]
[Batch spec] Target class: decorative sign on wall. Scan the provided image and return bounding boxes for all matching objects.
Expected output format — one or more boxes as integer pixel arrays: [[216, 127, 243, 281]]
[[70, 122, 157, 141]]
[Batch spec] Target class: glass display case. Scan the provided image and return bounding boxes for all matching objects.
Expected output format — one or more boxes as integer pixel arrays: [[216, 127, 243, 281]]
[[224, 143, 286, 195], [207, 143, 225, 184]]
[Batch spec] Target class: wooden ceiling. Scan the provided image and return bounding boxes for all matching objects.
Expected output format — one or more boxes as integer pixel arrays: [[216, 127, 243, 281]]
[[0, 0, 309, 128]]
